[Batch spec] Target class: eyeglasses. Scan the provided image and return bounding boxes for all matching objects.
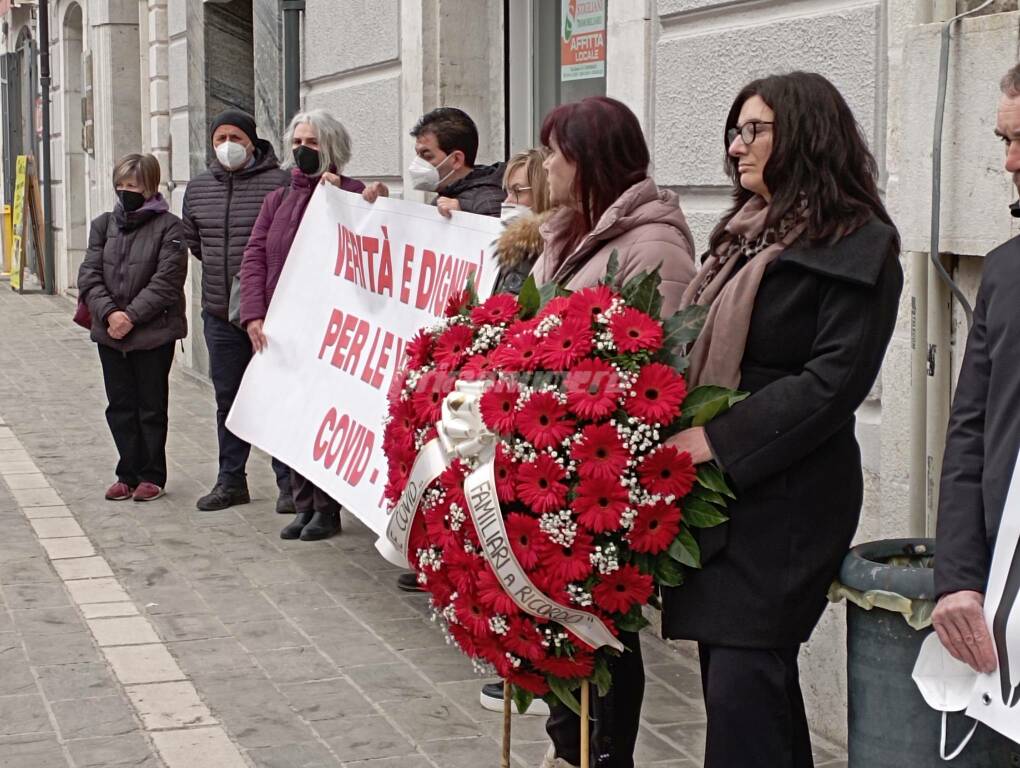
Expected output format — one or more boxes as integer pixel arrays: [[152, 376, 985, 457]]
[[507, 184, 532, 199], [727, 121, 774, 146]]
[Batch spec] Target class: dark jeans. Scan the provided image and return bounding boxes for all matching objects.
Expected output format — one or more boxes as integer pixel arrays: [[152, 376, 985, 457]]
[[291, 469, 340, 515], [546, 630, 644, 768], [98, 341, 175, 488], [699, 644, 813, 768], [203, 311, 291, 494]]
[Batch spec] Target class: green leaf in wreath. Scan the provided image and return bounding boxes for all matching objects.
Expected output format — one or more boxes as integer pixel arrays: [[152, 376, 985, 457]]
[[616, 605, 651, 633], [679, 385, 749, 428], [464, 270, 480, 307], [511, 684, 535, 715], [669, 527, 702, 568], [683, 497, 729, 529], [661, 304, 709, 351], [548, 676, 582, 716], [621, 268, 664, 318], [691, 484, 727, 506], [538, 281, 571, 309], [518, 275, 541, 318], [592, 657, 613, 698], [697, 464, 736, 499], [654, 552, 686, 587], [601, 250, 621, 286]]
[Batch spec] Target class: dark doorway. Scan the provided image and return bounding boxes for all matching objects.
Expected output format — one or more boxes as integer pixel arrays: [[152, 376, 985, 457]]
[[204, 0, 255, 162]]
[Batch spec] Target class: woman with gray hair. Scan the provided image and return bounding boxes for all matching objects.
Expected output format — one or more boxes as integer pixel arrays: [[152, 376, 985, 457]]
[[239, 109, 382, 541]]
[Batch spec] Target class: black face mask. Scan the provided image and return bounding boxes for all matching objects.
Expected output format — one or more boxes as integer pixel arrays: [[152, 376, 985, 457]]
[[293, 145, 321, 176], [117, 190, 146, 213]]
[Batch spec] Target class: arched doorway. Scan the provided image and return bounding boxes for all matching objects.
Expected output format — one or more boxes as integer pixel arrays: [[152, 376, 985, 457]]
[[61, 3, 85, 290]]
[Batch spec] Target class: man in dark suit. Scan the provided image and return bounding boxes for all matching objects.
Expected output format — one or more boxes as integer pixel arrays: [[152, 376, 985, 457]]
[[933, 64, 1020, 686]]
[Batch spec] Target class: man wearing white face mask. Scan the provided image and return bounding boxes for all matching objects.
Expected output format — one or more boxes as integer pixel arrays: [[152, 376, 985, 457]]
[[405, 107, 507, 219], [181, 109, 294, 514]]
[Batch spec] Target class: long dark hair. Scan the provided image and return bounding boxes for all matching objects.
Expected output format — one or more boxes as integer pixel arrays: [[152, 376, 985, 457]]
[[540, 97, 650, 252], [709, 71, 896, 254]]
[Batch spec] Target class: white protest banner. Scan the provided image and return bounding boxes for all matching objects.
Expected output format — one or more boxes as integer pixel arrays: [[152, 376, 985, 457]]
[[227, 186, 501, 537], [965, 444, 1020, 742]]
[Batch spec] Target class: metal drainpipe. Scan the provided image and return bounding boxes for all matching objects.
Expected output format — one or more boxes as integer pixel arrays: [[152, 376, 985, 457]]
[[281, 0, 304, 124], [916, 0, 991, 536], [38, 0, 55, 294]]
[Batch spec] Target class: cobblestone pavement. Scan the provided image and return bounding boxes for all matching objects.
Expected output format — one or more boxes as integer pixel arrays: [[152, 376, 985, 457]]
[[0, 283, 849, 768]]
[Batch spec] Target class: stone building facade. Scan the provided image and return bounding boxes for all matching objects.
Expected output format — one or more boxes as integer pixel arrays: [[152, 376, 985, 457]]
[[2, 0, 1019, 745]]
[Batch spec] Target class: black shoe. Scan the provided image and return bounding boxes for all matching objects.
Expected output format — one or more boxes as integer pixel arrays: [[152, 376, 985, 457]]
[[299, 508, 342, 541], [196, 483, 251, 511], [280, 510, 314, 539], [275, 490, 296, 514], [397, 572, 425, 592], [479, 681, 550, 715]]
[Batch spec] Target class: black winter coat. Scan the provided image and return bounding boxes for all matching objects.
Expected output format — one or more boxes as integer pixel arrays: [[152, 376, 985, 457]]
[[78, 200, 188, 353], [181, 140, 289, 319], [662, 218, 903, 647], [936, 234, 1020, 597], [443, 163, 506, 217]]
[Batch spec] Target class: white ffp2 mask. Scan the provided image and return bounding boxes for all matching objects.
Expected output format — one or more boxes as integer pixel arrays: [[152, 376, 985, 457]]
[[215, 141, 249, 171], [409, 154, 455, 192], [912, 633, 980, 760]]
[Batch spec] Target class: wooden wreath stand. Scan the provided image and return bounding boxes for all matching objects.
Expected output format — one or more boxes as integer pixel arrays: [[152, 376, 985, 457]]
[[501, 680, 591, 768]]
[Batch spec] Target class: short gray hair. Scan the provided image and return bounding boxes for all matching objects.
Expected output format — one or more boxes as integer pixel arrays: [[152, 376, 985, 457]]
[[1002, 63, 1020, 98], [282, 109, 353, 174]]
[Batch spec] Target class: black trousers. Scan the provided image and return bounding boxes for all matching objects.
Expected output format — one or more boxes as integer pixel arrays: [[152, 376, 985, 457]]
[[203, 311, 291, 494], [290, 469, 340, 515], [546, 630, 644, 768], [699, 643, 814, 768], [98, 341, 175, 488]]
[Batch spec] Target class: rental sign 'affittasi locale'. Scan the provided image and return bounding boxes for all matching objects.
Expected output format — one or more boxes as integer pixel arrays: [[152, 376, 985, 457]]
[[228, 187, 501, 536]]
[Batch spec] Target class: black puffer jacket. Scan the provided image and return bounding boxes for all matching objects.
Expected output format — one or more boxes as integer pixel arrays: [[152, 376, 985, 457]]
[[443, 163, 506, 217], [181, 140, 289, 319], [78, 196, 188, 352]]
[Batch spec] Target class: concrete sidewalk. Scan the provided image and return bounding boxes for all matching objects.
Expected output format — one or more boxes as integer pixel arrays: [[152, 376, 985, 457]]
[[0, 283, 848, 767]]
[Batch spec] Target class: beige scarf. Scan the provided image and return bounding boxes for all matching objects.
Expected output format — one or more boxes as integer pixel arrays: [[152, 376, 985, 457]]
[[681, 196, 807, 389]]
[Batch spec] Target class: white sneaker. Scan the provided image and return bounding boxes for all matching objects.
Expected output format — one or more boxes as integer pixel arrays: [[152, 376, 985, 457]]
[[541, 745, 579, 768], [479, 681, 550, 716]]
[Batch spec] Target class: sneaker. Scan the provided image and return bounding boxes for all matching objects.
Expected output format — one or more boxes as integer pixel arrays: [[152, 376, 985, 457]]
[[397, 572, 425, 592], [480, 681, 551, 716], [275, 490, 296, 514], [196, 483, 251, 511], [541, 745, 579, 768], [105, 481, 135, 501], [132, 482, 165, 502]]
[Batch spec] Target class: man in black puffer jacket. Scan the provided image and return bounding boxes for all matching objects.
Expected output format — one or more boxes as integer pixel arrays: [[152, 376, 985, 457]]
[[182, 109, 292, 513]]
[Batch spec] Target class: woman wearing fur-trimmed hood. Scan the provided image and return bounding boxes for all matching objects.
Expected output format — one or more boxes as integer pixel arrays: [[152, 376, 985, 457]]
[[493, 149, 554, 295]]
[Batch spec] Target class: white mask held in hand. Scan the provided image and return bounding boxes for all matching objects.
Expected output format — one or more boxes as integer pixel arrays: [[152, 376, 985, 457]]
[[409, 154, 455, 192], [500, 203, 530, 223], [912, 633, 980, 760], [216, 141, 249, 171]]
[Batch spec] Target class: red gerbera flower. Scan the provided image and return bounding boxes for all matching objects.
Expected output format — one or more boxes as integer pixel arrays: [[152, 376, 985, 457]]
[[411, 370, 456, 423], [382, 416, 414, 457], [537, 295, 571, 319], [508, 668, 550, 696], [471, 293, 520, 325], [490, 331, 541, 371], [385, 441, 417, 491], [448, 621, 480, 657], [424, 502, 459, 552], [564, 359, 624, 420], [610, 307, 664, 354], [592, 563, 653, 614], [388, 396, 422, 436], [494, 445, 518, 503], [506, 512, 545, 569], [516, 454, 568, 514], [460, 354, 493, 381], [444, 288, 471, 317], [538, 317, 594, 369], [425, 568, 454, 608], [479, 380, 521, 434], [567, 284, 614, 323], [536, 651, 595, 679], [628, 500, 683, 554], [444, 545, 482, 594], [438, 460, 468, 507], [638, 445, 696, 498], [517, 392, 575, 450], [540, 531, 594, 583], [572, 476, 630, 533], [570, 423, 630, 482], [433, 324, 474, 369], [406, 329, 435, 368], [453, 590, 491, 636], [531, 567, 570, 601], [504, 616, 545, 662], [477, 564, 518, 615], [476, 634, 513, 677], [624, 363, 687, 425]]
